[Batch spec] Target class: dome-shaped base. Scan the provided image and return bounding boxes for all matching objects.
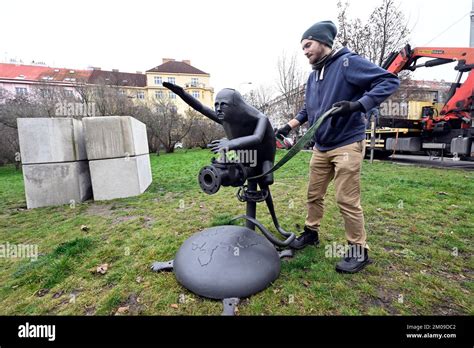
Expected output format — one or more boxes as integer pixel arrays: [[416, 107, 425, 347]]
[[174, 225, 281, 299]]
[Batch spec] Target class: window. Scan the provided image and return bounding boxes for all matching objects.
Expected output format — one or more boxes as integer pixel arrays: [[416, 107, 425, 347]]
[[192, 91, 200, 99], [154, 76, 162, 85], [155, 91, 163, 99], [40, 89, 52, 98], [65, 90, 73, 97], [118, 89, 126, 95], [169, 91, 176, 99], [167, 77, 175, 84], [15, 87, 27, 95], [137, 91, 145, 99], [191, 78, 199, 86]]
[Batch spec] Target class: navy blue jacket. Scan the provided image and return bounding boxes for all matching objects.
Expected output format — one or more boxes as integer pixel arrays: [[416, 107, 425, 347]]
[[295, 47, 400, 151]]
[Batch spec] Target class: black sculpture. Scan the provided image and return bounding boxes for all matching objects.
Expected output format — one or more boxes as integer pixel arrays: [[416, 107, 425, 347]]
[[151, 83, 296, 315]]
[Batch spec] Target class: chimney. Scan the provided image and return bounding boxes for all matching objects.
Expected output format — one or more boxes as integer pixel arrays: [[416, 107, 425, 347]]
[[112, 69, 119, 72], [183, 60, 191, 65], [136, 71, 143, 74], [162, 58, 175, 64], [92, 67, 101, 70]]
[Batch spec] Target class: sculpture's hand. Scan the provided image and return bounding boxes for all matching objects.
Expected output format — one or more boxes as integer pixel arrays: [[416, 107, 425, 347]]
[[208, 138, 231, 154], [162, 82, 185, 96]]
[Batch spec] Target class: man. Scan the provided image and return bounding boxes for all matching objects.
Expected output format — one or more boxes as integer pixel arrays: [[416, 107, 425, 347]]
[[276, 20, 399, 273]]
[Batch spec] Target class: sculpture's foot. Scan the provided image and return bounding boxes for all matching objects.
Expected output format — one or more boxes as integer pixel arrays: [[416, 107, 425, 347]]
[[278, 249, 294, 259], [222, 298, 240, 316], [151, 260, 174, 272]]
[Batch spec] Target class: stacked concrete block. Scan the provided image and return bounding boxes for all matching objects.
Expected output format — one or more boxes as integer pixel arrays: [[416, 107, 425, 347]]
[[82, 116, 152, 200], [17, 118, 92, 209]]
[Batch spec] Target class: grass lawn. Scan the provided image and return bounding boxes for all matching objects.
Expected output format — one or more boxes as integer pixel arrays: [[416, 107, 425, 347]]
[[0, 149, 472, 315]]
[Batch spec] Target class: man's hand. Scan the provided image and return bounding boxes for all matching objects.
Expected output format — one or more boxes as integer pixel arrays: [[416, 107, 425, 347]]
[[330, 101, 362, 126], [162, 82, 185, 96], [208, 138, 231, 153], [332, 101, 362, 115], [274, 124, 292, 140]]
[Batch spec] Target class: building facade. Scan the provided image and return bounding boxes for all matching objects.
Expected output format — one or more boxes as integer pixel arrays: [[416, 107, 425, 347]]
[[0, 59, 214, 114]]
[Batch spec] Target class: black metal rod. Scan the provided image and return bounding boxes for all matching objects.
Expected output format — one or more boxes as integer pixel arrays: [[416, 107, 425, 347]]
[[245, 180, 258, 230]]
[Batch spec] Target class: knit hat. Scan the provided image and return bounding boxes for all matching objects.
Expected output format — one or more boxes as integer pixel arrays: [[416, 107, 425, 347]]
[[301, 20, 337, 48]]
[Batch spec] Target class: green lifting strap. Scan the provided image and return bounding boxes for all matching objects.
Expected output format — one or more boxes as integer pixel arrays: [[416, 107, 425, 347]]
[[248, 107, 338, 180]]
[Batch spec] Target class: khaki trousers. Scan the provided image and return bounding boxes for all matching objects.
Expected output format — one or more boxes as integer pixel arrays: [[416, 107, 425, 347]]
[[305, 140, 368, 248]]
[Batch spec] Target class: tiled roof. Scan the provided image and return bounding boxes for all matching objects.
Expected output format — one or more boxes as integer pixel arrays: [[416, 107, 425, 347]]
[[146, 60, 208, 75], [0, 63, 91, 82], [88, 70, 146, 87]]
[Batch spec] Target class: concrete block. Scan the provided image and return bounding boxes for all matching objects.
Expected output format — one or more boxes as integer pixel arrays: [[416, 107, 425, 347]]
[[22, 161, 92, 209], [83, 116, 149, 160], [17, 118, 87, 164], [89, 154, 152, 200]]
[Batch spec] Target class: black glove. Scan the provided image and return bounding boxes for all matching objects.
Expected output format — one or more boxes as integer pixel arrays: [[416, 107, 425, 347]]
[[330, 101, 362, 126], [275, 124, 292, 140], [162, 82, 185, 96]]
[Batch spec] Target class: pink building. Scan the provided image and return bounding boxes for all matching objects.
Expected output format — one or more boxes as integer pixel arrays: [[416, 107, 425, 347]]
[[0, 63, 93, 99]]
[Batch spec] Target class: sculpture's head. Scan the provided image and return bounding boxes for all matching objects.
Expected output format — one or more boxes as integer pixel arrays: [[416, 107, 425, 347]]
[[214, 88, 245, 122]]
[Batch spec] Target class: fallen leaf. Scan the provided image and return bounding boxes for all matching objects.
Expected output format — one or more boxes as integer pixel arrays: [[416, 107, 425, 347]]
[[96, 263, 108, 274], [437, 191, 448, 196], [170, 304, 179, 309], [136, 276, 143, 283], [115, 306, 129, 315], [80, 225, 89, 232], [376, 208, 383, 212], [302, 280, 310, 288]]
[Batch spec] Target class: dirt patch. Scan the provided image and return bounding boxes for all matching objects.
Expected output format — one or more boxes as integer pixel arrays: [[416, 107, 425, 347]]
[[85, 204, 114, 217], [362, 287, 400, 314], [142, 216, 154, 229], [112, 216, 139, 224], [84, 305, 96, 316], [114, 293, 143, 315]]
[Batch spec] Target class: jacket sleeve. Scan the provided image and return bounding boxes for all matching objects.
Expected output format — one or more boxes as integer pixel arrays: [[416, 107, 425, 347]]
[[295, 103, 308, 124], [343, 55, 400, 112]]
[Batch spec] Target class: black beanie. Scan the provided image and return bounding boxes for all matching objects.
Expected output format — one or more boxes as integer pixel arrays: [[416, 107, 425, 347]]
[[301, 20, 337, 48]]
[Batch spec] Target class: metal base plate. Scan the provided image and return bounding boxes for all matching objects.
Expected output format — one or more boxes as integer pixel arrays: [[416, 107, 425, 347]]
[[174, 225, 281, 299]]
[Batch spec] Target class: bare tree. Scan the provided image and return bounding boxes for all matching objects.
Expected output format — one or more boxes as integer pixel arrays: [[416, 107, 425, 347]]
[[243, 85, 275, 115], [137, 98, 196, 153], [336, 0, 410, 66], [275, 52, 305, 123], [184, 112, 225, 149]]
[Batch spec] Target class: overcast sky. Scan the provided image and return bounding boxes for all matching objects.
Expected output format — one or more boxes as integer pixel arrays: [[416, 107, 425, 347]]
[[1, 0, 471, 95]]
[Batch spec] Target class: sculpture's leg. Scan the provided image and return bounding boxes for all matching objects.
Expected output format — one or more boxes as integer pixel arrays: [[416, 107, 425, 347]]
[[150, 260, 174, 272], [222, 297, 240, 316], [245, 180, 258, 230]]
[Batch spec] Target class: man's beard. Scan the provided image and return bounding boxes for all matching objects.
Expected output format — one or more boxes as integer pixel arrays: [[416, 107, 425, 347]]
[[312, 49, 335, 70]]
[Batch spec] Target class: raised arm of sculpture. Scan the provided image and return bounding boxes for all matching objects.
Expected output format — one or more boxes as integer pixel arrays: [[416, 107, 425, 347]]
[[163, 82, 221, 124]]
